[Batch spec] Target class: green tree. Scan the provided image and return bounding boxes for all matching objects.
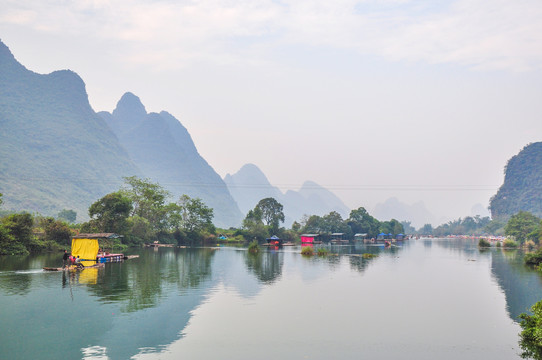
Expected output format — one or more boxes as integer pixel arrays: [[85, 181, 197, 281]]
[[57, 209, 77, 223], [242, 207, 267, 242], [380, 219, 404, 235], [88, 191, 133, 234], [1, 213, 34, 248], [420, 224, 433, 235], [301, 214, 324, 234], [401, 221, 416, 234], [122, 176, 170, 232], [255, 198, 285, 234], [347, 207, 380, 238], [176, 195, 214, 234], [0, 224, 27, 255], [504, 211, 540, 244], [321, 211, 350, 235], [126, 215, 153, 244], [39, 217, 72, 246]]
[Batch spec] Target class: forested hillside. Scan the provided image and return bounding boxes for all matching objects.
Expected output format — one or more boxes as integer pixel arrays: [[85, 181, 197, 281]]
[[0, 40, 140, 219], [99, 93, 243, 227], [490, 142, 542, 220]]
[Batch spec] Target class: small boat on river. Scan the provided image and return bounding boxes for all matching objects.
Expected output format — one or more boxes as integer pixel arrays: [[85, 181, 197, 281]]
[[43, 263, 105, 272], [43, 233, 138, 271]]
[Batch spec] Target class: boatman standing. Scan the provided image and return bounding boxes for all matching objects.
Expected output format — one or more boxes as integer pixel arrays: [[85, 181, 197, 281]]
[[62, 250, 69, 269]]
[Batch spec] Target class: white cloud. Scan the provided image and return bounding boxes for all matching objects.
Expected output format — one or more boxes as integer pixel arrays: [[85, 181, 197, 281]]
[[2, 0, 542, 71]]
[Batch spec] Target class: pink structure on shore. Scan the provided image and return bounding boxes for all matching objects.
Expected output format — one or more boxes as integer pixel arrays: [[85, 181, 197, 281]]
[[301, 234, 319, 244]]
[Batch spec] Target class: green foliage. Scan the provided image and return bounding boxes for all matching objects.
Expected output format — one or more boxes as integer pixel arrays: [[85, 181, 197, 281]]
[[57, 209, 76, 223], [504, 211, 540, 244], [347, 207, 380, 238], [1, 213, 34, 247], [478, 238, 491, 248], [175, 195, 214, 233], [126, 215, 152, 245], [525, 248, 542, 266], [419, 224, 433, 235], [243, 198, 285, 242], [248, 240, 260, 254], [255, 197, 285, 234], [88, 191, 132, 234], [362, 253, 378, 259], [0, 48, 140, 220], [401, 221, 416, 235], [433, 216, 491, 237], [122, 176, 170, 233], [39, 217, 72, 246], [519, 300, 542, 359], [380, 219, 404, 235], [485, 219, 505, 235], [301, 246, 314, 256], [0, 223, 28, 255], [317, 247, 329, 256], [491, 142, 542, 222], [502, 239, 519, 248]]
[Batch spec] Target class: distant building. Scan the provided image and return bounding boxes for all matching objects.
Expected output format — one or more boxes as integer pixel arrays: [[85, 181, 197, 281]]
[[301, 234, 319, 244]]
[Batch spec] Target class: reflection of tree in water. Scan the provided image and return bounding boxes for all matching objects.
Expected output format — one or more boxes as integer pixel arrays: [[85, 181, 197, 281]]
[[348, 256, 372, 273], [490, 250, 542, 322], [0, 252, 61, 296], [244, 250, 283, 284], [0, 272, 32, 295], [85, 248, 215, 313]]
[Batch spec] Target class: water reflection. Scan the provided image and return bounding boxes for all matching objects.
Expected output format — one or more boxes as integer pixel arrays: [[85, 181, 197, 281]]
[[1, 240, 542, 360], [244, 250, 283, 284], [490, 249, 542, 321]]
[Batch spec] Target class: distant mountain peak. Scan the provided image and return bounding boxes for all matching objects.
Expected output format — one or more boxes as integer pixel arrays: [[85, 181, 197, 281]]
[[225, 164, 350, 224], [0, 39, 30, 75], [113, 92, 147, 119]]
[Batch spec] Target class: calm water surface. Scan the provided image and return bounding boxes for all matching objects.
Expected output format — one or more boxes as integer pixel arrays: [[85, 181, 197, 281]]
[[1, 238, 542, 359]]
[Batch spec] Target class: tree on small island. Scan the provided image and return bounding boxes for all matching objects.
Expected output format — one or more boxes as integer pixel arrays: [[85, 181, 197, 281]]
[[248, 240, 260, 254], [478, 238, 491, 248]]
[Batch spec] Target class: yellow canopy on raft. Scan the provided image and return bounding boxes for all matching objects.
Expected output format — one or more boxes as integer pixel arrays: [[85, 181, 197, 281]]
[[71, 238, 99, 267]]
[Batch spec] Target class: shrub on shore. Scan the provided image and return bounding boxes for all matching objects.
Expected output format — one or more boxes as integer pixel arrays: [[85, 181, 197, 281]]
[[478, 238, 491, 248]]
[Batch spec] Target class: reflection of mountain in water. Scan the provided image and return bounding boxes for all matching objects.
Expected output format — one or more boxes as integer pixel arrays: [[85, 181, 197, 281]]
[[84, 248, 217, 359], [490, 251, 542, 321]]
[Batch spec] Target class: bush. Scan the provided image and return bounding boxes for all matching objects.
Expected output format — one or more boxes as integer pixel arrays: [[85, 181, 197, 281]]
[[503, 239, 519, 248], [525, 248, 542, 266], [524, 240, 536, 251], [248, 240, 260, 254], [478, 238, 491, 248], [301, 246, 314, 256], [317, 247, 329, 256], [362, 253, 378, 259], [519, 300, 542, 359]]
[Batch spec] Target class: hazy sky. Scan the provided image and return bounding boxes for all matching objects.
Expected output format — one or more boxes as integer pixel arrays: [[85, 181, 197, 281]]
[[2, 0, 542, 225]]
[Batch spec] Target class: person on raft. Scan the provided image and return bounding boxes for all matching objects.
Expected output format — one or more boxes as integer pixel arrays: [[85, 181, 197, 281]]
[[62, 250, 69, 269], [75, 256, 84, 268]]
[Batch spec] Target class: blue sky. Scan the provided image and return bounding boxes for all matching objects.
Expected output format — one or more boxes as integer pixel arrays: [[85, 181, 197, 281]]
[[2, 0, 542, 225]]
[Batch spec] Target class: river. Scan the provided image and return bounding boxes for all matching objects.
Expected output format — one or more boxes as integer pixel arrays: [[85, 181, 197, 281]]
[[1, 238, 541, 359]]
